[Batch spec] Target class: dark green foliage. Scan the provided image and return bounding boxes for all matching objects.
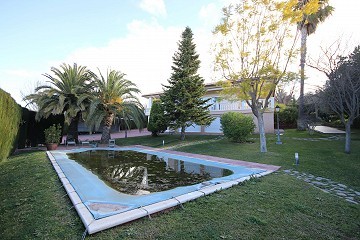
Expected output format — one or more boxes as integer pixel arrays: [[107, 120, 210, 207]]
[[161, 27, 213, 140], [24, 63, 94, 143], [353, 117, 360, 129], [220, 112, 255, 142], [44, 124, 62, 144], [0, 89, 21, 160], [147, 99, 168, 136], [86, 69, 144, 143], [278, 105, 298, 128], [17, 108, 64, 148]]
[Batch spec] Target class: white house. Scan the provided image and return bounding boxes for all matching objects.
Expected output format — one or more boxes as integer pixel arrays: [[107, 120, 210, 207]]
[[142, 83, 275, 134]]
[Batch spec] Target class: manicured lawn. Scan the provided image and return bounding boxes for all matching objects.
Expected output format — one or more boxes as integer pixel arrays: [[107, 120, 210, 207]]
[[1, 130, 359, 239]]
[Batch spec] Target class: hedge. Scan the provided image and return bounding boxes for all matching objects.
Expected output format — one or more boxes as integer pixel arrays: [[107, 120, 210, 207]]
[[0, 89, 21, 161], [220, 112, 256, 143], [17, 108, 64, 148]]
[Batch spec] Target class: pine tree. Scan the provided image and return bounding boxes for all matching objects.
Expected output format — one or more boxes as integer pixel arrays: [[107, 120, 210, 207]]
[[161, 27, 213, 140]]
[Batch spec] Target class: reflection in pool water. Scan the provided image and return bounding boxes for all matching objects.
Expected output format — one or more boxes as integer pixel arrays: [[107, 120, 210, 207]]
[[67, 150, 233, 195]]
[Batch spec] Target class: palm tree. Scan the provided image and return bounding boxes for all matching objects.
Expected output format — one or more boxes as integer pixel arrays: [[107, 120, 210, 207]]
[[119, 106, 145, 138], [86, 69, 145, 143], [24, 63, 94, 143], [297, 0, 333, 130]]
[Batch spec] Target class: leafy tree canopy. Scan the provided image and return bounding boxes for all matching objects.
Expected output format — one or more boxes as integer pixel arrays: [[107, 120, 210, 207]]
[[213, 0, 298, 152]]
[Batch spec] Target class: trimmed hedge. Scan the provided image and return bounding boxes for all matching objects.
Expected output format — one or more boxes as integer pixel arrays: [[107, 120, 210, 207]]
[[17, 108, 64, 148], [0, 89, 21, 161], [220, 112, 255, 143]]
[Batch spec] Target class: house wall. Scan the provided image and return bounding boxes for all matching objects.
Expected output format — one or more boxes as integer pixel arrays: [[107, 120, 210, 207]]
[[193, 111, 274, 134], [144, 90, 275, 134]]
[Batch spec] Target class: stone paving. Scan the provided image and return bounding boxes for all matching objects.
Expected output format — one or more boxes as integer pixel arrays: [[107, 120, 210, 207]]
[[285, 135, 343, 142], [283, 169, 359, 204]]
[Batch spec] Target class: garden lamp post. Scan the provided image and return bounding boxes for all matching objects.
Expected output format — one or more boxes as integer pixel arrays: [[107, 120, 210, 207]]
[[275, 105, 282, 145]]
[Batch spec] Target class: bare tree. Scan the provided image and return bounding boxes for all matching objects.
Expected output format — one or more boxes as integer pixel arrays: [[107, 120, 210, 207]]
[[312, 44, 360, 153], [275, 72, 300, 105]]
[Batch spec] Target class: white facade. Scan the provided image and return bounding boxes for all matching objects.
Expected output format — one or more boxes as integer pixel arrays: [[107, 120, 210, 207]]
[[142, 84, 275, 134]]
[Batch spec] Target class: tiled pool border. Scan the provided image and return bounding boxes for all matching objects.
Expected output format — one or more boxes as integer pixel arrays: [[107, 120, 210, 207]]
[[47, 145, 280, 235]]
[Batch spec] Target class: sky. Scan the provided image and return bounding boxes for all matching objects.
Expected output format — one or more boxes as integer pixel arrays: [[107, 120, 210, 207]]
[[1, 0, 359, 107]]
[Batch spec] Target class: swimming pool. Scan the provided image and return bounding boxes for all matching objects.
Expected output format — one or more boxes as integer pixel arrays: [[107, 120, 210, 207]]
[[67, 150, 234, 195], [47, 146, 280, 235]]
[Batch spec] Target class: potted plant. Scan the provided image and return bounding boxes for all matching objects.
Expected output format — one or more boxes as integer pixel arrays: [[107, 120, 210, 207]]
[[44, 124, 62, 150]]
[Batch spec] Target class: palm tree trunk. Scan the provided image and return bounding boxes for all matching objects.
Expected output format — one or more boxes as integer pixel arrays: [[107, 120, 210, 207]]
[[101, 112, 114, 144], [68, 113, 80, 143], [298, 26, 307, 130], [180, 126, 186, 141]]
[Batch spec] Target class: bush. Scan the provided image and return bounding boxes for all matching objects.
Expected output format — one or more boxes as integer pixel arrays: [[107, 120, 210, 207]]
[[278, 105, 298, 128], [147, 99, 168, 136], [220, 112, 255, 143], [0, 89, 21, 161], [44, 124, 62, 144]]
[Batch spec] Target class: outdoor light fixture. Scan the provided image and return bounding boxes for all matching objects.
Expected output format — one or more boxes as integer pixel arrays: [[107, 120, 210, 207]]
[[275, 105, 282, 144], [295, 152, 299, 165]]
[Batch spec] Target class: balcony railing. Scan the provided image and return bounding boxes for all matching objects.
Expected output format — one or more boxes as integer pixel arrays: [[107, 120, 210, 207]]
[[208, 97, 274, 112]]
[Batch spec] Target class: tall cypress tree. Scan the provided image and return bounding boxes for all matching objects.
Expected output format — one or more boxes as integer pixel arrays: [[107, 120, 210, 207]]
[[161, 27, 213, 140]]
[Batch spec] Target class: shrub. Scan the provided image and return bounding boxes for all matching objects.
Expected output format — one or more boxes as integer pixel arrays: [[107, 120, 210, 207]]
[[44, 124, 62, 144], [147, 99, 168, 136], [220, 112, 255, 143], [0, 89, 21, 161], [278, 105, 298, 128]]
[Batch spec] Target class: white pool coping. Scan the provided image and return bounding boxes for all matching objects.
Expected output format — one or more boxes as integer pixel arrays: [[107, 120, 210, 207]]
[[46, 147, 280, 235]]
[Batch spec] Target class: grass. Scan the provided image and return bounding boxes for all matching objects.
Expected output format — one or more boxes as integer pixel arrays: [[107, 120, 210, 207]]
[[1, 130, 359, 239], [179, 129, 360, 190]]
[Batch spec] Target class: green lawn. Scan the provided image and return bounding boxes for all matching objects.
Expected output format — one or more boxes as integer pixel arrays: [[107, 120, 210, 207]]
[[1, 130, 359, 239]]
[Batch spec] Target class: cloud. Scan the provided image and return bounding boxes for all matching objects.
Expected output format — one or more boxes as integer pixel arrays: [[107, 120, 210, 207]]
[[4, 69, 39, 78], [62, 20, 180, 102], [199, 3, 220, 29], [0, 68, 44, 106], [61, 19, 214, 106], [139, 0, 167, 18]]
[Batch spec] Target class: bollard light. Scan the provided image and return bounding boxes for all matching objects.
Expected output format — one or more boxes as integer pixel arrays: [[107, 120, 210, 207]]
[[295, 152, 299, 165], [162, 140, 165, 146]]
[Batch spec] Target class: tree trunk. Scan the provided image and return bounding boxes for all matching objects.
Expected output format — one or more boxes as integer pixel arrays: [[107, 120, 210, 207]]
[[298, 27, 307, 131], [254, 111, 267, 152], [180, 126, 186, 141], [345, 122, 351, 154], [101, 112, 114, 144], [68, 113, 80, 143], [256, 112, 267, 153]]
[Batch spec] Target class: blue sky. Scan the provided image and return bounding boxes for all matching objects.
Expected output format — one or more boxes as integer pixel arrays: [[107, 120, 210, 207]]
[[0, 0, 359, 106]]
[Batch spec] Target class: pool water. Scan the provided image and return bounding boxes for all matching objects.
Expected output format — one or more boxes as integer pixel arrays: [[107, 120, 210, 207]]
[[67, 150, 233, 195]]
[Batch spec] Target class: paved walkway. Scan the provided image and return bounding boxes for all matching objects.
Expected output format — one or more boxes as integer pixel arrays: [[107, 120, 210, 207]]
[[66, 129, 151, 143], [18, 129, 151, 151], [314, 126, 345, 134], [284, 169, 359, 204]]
